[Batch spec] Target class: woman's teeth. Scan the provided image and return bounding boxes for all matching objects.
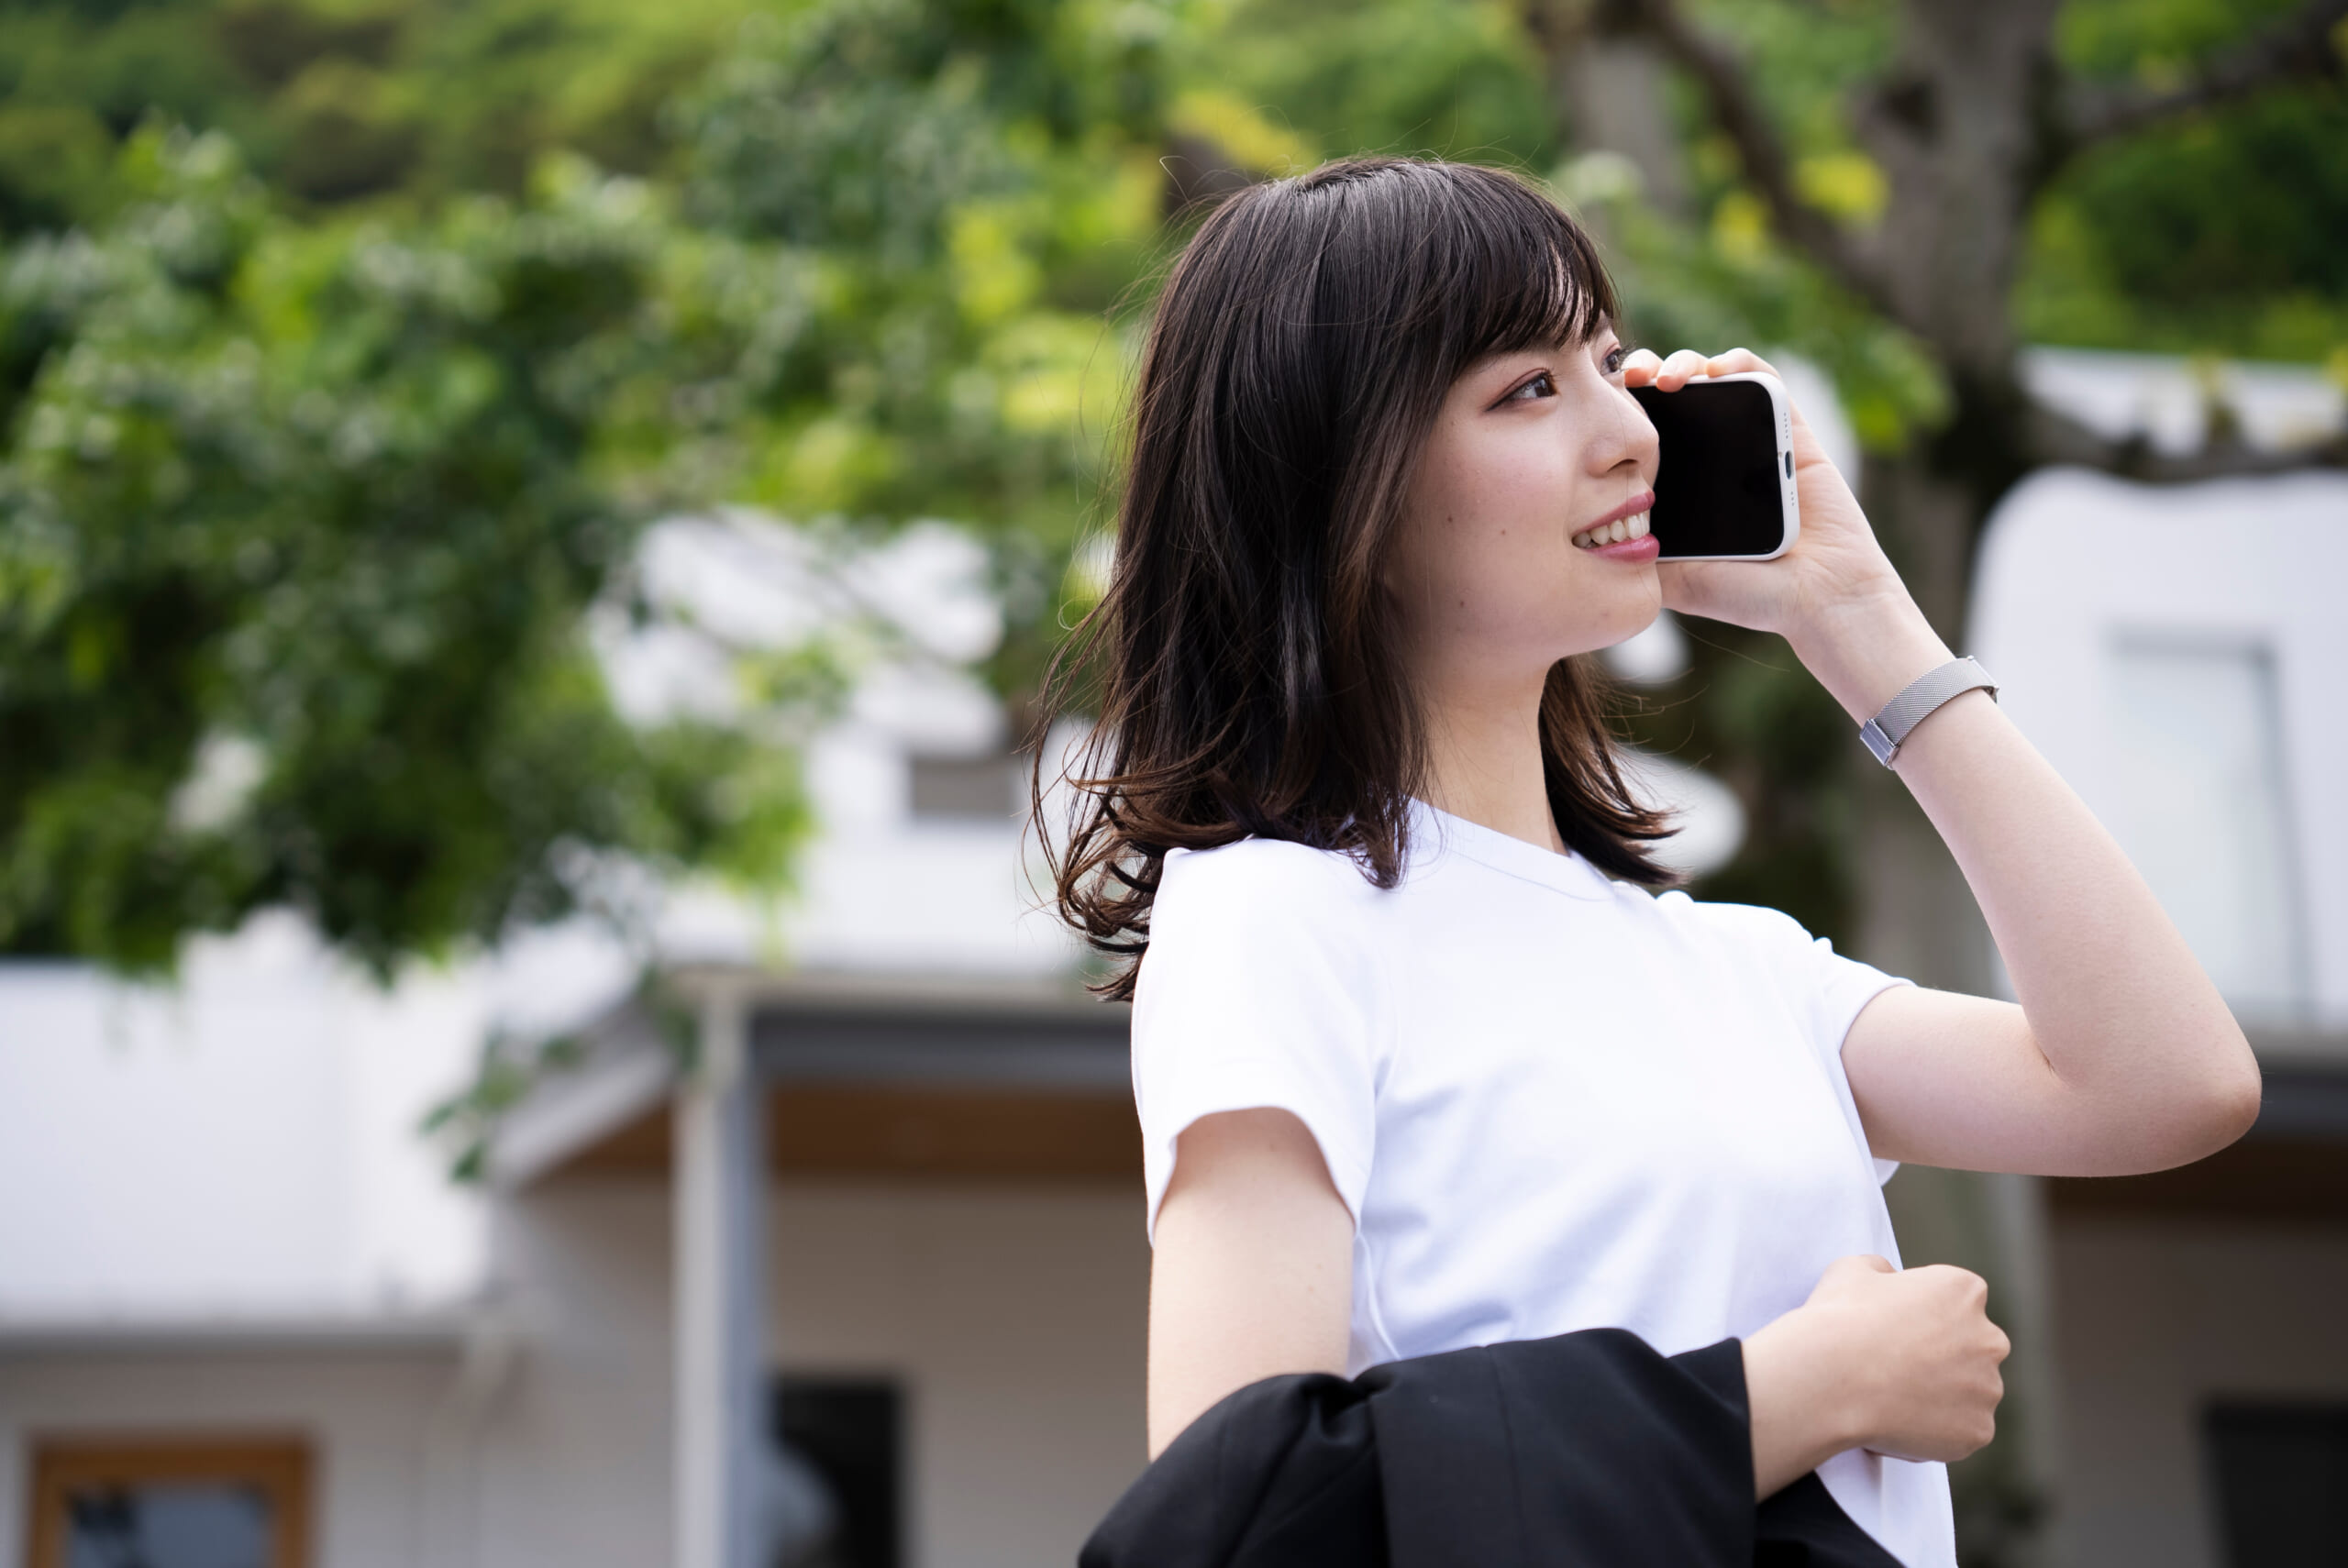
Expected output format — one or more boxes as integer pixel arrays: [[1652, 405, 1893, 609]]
[[1572, 512, 1650, 549]]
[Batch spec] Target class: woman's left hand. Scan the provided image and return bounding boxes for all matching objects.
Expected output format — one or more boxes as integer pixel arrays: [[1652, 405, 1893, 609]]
[[1627, 354, 2262, 1191], [1619, 345, 1953, 722], [1619, 346, 1907, 645]]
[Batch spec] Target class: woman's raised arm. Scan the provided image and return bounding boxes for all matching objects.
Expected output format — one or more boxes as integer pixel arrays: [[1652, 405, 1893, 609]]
[[1810, 610, 2263, 1176], [1632, 345, 2263, 1179]]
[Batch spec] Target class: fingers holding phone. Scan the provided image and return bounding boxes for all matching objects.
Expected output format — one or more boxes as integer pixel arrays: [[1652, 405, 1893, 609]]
[[1617, 346, 1908, 640]]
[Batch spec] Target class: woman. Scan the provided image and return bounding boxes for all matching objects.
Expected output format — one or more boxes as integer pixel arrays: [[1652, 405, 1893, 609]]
[[1042, 158, 2258, 1565]]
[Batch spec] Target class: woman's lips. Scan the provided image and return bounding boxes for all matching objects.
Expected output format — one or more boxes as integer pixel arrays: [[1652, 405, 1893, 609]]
[[1584, 532, 1659, 562]]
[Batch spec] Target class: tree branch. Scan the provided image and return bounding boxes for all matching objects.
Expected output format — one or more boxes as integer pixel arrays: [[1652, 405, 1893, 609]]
[[1627, 0, 1900, 322], [2030, 396, 2348, 482], [2063, 0, 2348, 152]]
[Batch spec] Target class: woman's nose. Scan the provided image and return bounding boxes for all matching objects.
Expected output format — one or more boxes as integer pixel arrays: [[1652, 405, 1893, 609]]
[[1592, 385, 1660, 479]]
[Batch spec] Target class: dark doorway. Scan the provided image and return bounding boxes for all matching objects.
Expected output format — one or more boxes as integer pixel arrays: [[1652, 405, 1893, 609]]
[[771, 1375, 903, 1568], [2204, 1401, 2348, 1566]]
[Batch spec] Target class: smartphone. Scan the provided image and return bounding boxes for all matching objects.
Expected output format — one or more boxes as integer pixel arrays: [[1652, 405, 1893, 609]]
[[1628, 370, 1800, 561]]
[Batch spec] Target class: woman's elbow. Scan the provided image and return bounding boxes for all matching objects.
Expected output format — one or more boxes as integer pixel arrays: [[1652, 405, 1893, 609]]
[[2161, 1026, 2263, 1166], [2089, 1025, 2263, 1176], [2204, 1042, 2265, 1151]]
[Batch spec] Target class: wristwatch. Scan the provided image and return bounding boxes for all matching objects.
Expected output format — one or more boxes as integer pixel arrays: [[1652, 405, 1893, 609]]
[[1859, 657, 1999, 767]]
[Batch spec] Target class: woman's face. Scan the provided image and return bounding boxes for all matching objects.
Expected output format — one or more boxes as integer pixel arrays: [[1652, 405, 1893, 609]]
[[1386, 323, 1660, 696]]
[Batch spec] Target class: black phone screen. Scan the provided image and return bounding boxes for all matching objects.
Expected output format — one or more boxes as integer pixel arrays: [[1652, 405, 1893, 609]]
[[1630, 380, 1790, 558]]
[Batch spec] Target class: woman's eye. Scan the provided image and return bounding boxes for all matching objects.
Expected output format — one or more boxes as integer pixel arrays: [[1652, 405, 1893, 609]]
[[1602, 345, 1629, 376], [1507, 372, 1556, 403]]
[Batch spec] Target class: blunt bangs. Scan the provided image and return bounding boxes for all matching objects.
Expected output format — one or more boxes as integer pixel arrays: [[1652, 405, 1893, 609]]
[[1290, 158, 1617, 388]]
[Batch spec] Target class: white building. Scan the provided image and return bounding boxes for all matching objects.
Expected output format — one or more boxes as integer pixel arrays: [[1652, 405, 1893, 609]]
[[1, 519, 1152, 1568], [3, 359, 2343, 1568], [1969, 463, 2348, 1568]]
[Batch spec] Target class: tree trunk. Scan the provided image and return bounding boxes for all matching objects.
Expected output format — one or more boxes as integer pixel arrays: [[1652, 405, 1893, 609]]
[[1525, 0, 1690, 218]]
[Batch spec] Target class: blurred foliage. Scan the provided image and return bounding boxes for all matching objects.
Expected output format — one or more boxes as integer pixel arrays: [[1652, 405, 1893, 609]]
[[1167, 0, 1557, 163], [0, 0, 1175, 973], [422, 966, 698, 1179], [1566, 155, 1949, 452], [1649, 0, 2348, 363], [666, 0, 1168, 703], [0, 0, 750, 218], [2039, 0, 2348, 356], [3, 0, 2343, 976], [2023, 83, 2348, 358], [0, 127, 811, 974]]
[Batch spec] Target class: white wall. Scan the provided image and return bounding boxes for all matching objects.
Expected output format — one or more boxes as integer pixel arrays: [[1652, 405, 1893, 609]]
[[766, 1183, 1149, 1568], [2046, 1216, 2348, 1568], [1972, 468, 2348, 1033], [0, 1347, 457, 1568], [473, 1181, 678, 1568], [2, 1176, 1147, 1568], [467, 1176, 1149, 1568], [0, 915, 490, 1315]]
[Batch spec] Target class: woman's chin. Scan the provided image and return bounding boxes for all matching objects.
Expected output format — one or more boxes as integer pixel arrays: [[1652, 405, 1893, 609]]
[[1603, 576, 1666, 632]]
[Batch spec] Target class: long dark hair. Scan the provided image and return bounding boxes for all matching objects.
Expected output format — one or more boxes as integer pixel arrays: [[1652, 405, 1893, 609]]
[[1036, 157, 1674, 999]]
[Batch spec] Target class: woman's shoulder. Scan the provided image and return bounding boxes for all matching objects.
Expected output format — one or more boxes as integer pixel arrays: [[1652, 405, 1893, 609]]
[[1156, 835, 1391, 924], [1137, 836, 1392, 1015], [1635, 886, 1828, 965]]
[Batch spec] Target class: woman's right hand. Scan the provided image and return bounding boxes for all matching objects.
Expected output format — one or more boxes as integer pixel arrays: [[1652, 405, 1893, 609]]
[[1742, 1253, 2010, 1496]]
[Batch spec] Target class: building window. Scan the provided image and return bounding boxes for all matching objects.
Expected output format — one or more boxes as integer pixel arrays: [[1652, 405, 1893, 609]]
[[26, 1437, 311, 1568], [907, 750, 1017, 823], [2204, 1402, 2348, 1564], [771, 1376, 903, 1568], [2105, 636, 2310, 1022]]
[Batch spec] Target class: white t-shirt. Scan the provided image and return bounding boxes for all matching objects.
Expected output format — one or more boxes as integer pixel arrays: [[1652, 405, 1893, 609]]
[[1132, 801, 1955, 1568]]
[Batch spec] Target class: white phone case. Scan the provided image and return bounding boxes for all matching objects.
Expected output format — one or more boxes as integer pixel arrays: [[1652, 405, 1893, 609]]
[[1659, 370, 1800, 563]]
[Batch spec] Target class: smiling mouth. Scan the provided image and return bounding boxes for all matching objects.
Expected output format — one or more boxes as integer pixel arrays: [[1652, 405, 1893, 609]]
[[1572, 510, 1650, 549]]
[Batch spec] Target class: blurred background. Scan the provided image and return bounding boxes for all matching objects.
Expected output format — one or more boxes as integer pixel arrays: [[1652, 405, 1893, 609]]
[[1, 0, 2344, 1564]]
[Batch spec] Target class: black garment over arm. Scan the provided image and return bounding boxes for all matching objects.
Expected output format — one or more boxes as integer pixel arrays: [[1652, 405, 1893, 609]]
[[1079, 1328, 1904, 1568]]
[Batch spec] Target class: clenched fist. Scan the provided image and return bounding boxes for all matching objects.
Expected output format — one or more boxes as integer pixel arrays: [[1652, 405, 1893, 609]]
[[1742, 1253, 2011, 1496], [1804, 1253, 2011, 1463]]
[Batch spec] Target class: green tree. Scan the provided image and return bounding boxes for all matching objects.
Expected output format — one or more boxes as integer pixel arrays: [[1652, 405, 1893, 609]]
[[10, 0, 2342, 1018], [0, 0, 1188, 979], [666, 0, 1177, 702], [0, 127, 810, 975], [0, 0, 756, 227]]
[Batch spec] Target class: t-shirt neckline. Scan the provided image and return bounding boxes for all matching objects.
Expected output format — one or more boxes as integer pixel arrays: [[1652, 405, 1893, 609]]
[[1410, 799, 1613, 901]]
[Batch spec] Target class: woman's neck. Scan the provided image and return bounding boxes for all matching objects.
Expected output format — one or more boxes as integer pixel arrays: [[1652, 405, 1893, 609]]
[[1414, 671, 1566, 856]]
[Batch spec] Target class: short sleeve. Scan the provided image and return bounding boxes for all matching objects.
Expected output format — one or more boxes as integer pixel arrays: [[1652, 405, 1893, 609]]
[[1783, 917, 1910, 1186], [1130, 842, 1380, 1241], [1689, 899, 1911, 1186]]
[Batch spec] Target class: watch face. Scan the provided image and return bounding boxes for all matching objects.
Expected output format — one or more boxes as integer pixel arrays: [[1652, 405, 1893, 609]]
[[1631, 380, 1790, 559]]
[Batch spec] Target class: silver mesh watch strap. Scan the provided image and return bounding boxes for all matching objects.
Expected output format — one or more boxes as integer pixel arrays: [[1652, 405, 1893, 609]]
[[1859, 657, 1999, 767]]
